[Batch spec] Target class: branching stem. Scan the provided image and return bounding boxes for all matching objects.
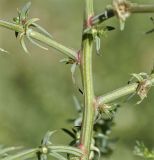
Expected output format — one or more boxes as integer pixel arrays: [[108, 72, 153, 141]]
[[1, 2, 154, 160], [97, 75, 154, 106], [0, 19, 77, 60]]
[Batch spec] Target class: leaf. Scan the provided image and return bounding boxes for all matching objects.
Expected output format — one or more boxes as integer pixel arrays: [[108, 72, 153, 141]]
[[59, 58, 70, 63], [145, 17, 154, 34], [26, 30, 48, 51], [91, 145, 100, 160], [15, 32, 19, 38], [71, 63, 77, 84], [145, 29, 154, 34], [2, 148, 38, 160], [0, 48, 8, 53], [32, 23, 53, 39], [151, 63, 154, 75], [95, 35, 101, 55], [106, 26, 115, 31], [119, 20, 125, 31], [72, 95, 81, 112], [40, 154, 47, 160], [62, 128, 76, 139], [78, 88, 83, 95], [41, 131, 57, 145], [25, 18, 40, 27], [20, 35, 29, 54], [20, 1, 31, 20], [0, 146, 22, 156], [134, 141, 154, 159]]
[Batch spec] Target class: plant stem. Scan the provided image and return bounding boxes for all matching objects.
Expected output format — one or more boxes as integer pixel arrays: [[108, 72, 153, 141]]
[[92, 3, 154, 25], [130, 4, 154, 13], [0, 19, 77, 60], [79, 0, 95, 159], [97, 76, 154, 106], [2, 148, 39, 160], [0, 19, 24, 32], [29, 31, 76, 59]]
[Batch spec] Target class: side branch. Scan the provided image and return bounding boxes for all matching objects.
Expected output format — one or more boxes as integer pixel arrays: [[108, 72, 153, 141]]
[[92, 3, 154, 25], [29, 31, 76, 59], [97, 76, 154, 106], [0, 19, 77, 60]]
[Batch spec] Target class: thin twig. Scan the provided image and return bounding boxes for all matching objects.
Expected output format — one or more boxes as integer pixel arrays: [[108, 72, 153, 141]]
[[97, 76, 154, 106]]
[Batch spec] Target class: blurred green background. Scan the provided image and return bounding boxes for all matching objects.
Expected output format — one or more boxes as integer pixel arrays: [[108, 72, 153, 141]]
[[0, 0, 154, 160]]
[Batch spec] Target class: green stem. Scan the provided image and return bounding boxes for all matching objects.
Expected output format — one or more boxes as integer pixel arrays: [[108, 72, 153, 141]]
[[0, 19, 77, 60], [79, 0, 95, 159], [29, 31, 76, 59], [130, 4, 154, 13], [97, 76, 154, 106], [0, 19, 23, 32], [80, 37, 94, 157], [2, 148, 39, 160], [84, 0, 94, 19]]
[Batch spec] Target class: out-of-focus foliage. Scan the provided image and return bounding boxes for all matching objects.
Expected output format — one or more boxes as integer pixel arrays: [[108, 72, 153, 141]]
[[134, 141, 154, 159], [0, 0, 154, 160]]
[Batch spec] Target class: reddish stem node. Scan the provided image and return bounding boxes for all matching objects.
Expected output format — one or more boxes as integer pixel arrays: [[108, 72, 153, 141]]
[[93, 97, 98, 110], [76, 50, 81, 65], [78, 144, 88, 160], [85, 16, 93, 28]]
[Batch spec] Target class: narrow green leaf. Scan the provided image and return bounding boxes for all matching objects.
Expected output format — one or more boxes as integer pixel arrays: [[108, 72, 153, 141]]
[[40, 154, 47, 160], [0, 48, 8, 53], [2, 148, 38, 160], [27, 30, 48, 51], [95, 35, 100, 55], [0, 147, 22, 155], [20, 35, 29, 54], [134, 141, 154, 159], [42, 131, 57, 145], [25, 18, 40, 27], [71, 63, 77, 84], [59, 58, 70, 63], [32, 23, 53, 39], [62, 128, 76, 139], [20, 1, 31, 20]]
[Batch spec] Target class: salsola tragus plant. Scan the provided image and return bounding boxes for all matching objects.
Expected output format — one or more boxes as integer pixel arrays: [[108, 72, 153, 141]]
[[0, 0, 154, 160]]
